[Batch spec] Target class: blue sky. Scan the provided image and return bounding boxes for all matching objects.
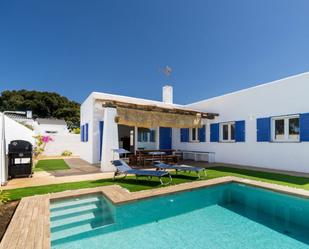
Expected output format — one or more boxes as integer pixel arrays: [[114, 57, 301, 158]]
[[1, 0, 309, 104]]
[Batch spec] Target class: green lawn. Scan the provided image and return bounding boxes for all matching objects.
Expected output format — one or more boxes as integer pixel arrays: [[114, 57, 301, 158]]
[[34, 159, 70, 172], [6, 165, 309, 201]]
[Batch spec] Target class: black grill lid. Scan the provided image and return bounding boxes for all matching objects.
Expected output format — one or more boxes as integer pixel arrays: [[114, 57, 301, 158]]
[[8, 140, 33, 153]]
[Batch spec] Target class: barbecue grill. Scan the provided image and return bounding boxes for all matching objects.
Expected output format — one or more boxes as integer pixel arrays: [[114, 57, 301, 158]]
[[8, 140, 33, 178]]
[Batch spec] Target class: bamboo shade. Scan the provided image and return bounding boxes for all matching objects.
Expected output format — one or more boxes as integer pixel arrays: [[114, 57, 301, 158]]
[[116, 107, 202, 128]]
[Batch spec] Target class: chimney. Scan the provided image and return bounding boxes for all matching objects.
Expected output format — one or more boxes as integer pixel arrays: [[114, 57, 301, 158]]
[[162, 85, 173, 104]]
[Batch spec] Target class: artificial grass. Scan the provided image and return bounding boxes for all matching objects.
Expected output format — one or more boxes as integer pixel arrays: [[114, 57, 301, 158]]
[[34, 159, 70, 172], [6, 165, 309, 201]]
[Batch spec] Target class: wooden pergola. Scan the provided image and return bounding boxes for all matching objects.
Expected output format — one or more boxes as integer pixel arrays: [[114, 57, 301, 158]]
[[101, 100, 219, 120]]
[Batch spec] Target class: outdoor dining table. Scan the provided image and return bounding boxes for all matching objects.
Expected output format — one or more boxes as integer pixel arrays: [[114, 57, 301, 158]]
[[136, 150, 179, 166]]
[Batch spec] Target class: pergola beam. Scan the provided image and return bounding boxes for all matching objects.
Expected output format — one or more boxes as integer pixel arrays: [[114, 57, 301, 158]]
[[101, 100, 219, 119]]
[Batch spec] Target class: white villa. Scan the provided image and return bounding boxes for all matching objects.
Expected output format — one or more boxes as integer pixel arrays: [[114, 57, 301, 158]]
[[80, 72, 309, 174]]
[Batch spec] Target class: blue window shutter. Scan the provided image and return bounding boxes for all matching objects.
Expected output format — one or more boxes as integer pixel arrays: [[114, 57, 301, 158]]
[[198, 125, 206, 142], [85, 123, 89, 142], [150, 130, 155, 142], [80, 125, 84, 142], [159, 127, 172, 149], [210, 123, 219, 142], [235, 121, 245, 142], [300, 113, 309, 142], [99, 121, 104, 160], [180, 128, 189, 142], [257, 117, 271, 142]]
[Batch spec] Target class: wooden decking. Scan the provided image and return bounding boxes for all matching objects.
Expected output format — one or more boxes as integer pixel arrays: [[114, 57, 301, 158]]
[[0, 195, 50, 249], [2, 176, 309, 249]]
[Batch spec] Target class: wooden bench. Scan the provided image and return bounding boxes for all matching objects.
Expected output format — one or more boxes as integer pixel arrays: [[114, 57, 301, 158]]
[[181, 151, 215, 163]]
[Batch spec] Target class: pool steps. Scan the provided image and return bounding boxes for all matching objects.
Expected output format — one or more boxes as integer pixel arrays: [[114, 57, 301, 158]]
[[50, 195, 115, 244]]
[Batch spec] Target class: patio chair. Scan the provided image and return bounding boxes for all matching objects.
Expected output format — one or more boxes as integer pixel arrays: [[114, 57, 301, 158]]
[[111, 160, 172, 185], [153, 161, 207, 179]]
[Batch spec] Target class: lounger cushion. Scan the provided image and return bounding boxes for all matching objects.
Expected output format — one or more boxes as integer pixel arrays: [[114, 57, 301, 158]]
[[112, 160, 169, 177], [126, 169, 168, 177], [112, 160, 132, 172], [154, 162, 204, 172]]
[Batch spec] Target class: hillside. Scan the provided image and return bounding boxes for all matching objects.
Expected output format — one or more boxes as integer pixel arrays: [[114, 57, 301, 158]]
[[0, 90, 80, 127]]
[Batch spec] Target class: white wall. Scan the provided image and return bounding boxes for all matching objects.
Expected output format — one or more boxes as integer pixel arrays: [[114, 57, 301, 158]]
[[80, 95, 96, 164], [42, 134, 82, 156], [34, 123, 69, 135], [0, 114, 35, 150], [173, 72, 309, 173]]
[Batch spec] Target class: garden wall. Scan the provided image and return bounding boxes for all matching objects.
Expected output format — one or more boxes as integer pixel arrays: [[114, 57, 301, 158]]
[[42, 134, 82, 156]]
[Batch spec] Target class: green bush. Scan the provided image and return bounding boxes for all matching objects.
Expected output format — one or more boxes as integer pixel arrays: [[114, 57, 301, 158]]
[[72, 127, 80, 134], [0, 190, 10, 204], [61, 150, 73, 156]]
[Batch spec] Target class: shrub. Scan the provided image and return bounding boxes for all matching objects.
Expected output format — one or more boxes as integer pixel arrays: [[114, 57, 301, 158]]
[[33, 135, 54, 158], [0, 190, 10, 204], [72, 127, 80, 134], [61, 150, 72, 156]]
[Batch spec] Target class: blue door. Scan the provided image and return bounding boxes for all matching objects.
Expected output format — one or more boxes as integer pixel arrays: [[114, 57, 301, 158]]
[[159, 127, 172, 149], [99, 121, 104, 160]]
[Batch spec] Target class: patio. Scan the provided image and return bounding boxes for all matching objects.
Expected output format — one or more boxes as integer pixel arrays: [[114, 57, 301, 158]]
[[2, 157, 113, 190], [3, 155, 309, 192]]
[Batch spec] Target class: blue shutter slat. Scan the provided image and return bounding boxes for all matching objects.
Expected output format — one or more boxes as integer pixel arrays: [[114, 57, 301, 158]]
[[198, 125, 206, 142], [235, 121, 245, 142], [150, 130, 155, 142], [180, 128, 189, 142], [85, 123, 89, 142], [210, 123, 219, 142], [300, 113, 309, 142], [257, 117, 271, 142], [138, 130, 142, 142], [99, 121, 104, 160]]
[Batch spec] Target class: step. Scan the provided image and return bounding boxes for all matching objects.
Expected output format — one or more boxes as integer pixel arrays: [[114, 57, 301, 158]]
[[51, 216, 115, 242], [51, 196, 105, 210], [51, 199, 102, 212], [51, 209, 114, 228], [51, 220, 115, 247], [51, 209, 106, 228], [51, 202, 104, 218], [51, 213, 114, 233]]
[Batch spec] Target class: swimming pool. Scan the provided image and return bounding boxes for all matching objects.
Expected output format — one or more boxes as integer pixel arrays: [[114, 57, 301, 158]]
[[50, 183, 309, 249]]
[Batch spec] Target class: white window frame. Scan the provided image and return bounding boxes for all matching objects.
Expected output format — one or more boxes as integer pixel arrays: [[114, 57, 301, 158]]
[[271, 115, 300, 142], [220, 122, 235, 142], [190, 127, 199, 142]]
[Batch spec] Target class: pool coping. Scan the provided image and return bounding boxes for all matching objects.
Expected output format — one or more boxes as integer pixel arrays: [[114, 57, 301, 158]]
[[1, 175, 309, 249]]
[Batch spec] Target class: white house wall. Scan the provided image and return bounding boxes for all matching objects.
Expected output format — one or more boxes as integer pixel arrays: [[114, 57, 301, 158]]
[[173, 72, 309, 173], [80, 95, 96, 164]]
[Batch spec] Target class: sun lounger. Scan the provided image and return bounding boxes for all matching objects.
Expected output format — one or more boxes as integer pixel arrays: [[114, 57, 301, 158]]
[[153, 161, 207, 179], [111, 160, 172, 185]]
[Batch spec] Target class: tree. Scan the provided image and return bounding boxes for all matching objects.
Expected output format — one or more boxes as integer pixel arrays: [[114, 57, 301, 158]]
[[0, 90, 80, 128]]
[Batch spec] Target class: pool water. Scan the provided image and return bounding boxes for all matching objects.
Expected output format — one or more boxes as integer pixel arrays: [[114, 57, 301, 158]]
[[50, 183, 309, 249]]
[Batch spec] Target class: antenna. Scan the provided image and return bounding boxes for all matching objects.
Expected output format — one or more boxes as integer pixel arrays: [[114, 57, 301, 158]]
[[163, 65, 172, 77]]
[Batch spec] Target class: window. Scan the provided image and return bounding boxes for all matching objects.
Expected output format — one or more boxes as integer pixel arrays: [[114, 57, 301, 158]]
[[138, 128, 156, 143], [272, 115, 299, 142], [220, 122, 235, 142], [190, 128, 199, 142], [138, 130, 149, 142]]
